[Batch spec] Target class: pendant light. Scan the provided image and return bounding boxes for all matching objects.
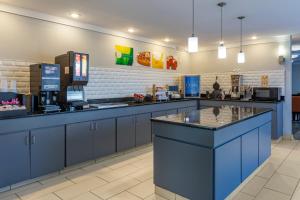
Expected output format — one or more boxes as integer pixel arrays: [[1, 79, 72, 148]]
[[217, 2, 227, 59], [188, 0, 198, 53], [237, 16, 245, 63]]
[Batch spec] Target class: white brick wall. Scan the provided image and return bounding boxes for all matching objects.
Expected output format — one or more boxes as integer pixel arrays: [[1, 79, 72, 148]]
[[200, 69, 285, 95], [85, 66, 181, 99], [0, 60, 286, 98]]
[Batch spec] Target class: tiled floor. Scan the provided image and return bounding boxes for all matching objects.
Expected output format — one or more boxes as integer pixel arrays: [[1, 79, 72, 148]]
[[1, 140, 300, 200]]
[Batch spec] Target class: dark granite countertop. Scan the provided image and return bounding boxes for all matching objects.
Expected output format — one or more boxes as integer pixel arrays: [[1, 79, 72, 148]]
[[0, 98, 195, 120], [196, 97, 284, 104], [151, 105, 272, 130]]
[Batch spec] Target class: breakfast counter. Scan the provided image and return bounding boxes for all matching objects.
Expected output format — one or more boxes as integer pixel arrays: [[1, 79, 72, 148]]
[[151, 106, 272, 200]]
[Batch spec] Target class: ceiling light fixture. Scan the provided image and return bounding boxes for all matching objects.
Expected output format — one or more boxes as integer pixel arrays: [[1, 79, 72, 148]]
[[70, 12, 80, 19], [188, 0, 198, 53], [251, 35, 257, 40], [217, 2, 227, 59], [128, 28, 135, 33], [164, 38, 171, 42], [237, 16, 246, 64]]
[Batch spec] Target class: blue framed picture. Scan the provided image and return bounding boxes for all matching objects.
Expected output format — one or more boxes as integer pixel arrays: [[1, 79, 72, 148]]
[[184, 75, 200, 98]]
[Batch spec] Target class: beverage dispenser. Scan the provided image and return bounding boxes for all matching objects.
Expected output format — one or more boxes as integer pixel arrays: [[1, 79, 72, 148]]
[[55, 51, 89, 110], [30, 63, 61, 113]]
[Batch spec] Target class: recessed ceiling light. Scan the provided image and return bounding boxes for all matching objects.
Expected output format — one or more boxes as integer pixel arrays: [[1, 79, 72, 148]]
[[70, 12, 80, 19], [251, 35, 257, 40], [128, 28, 135, 33], [164, 38, 171, 42]]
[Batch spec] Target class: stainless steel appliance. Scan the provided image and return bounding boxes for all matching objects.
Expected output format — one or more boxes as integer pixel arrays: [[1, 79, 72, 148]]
[[231, 75, 242, 100], [30, 63, 61, 113], [252, 87, 282, 101], [55, 51, 89, 110]]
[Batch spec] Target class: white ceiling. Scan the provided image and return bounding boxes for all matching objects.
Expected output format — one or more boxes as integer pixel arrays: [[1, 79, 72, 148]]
[[0, 0, 299, 49]]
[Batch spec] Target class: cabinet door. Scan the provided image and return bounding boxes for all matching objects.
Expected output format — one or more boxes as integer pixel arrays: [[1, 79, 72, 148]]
[[242, 129, 259, 181], [66, 122, 93, 166], [215, 137, 241, 200], [136, 113, 152, 146], [31, 126, 65, 178], [259, 122, 272, 165], [94, 118, 116, 159], [117, 116, 135, 152], [0, 131, 30, 188]]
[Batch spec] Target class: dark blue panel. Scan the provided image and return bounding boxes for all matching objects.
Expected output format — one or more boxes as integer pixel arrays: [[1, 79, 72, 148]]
[[215, 137, 241, 200], [154, 136, 213, 200], [0, 131, 30, 187], [242, 129, 259, 181], [259, 122, 272, 165]]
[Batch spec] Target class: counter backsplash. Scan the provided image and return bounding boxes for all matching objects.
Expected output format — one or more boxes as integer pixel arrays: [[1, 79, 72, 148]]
[[200, 69, 285, 96], [0, 60, 285, 98]]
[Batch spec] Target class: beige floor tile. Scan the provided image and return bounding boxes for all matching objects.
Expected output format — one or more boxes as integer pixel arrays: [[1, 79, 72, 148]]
[[277, 161, 300, 179], [144, 194, 168, 200], [127, 179, 154, 198], [73, 192, 103, 200], [95, 164, 139, 182], [108, 191, 141, 200], [292, 185, 300, 200], [255, 188, 290, 200], [102, 155, 140, 170], [271, 147, 291, 159], [0, 194, 21, 200], [155, 186, 176, 200], [0, 182, 42, 199], [131, 158, 153, 169], [17, 176, 74, 200], [230, 192, 254, 200], [241, 176, 267, 196], [256, 163, 278, 179], [34, 193, 61, 200], [91, 176, 140, 199], [286, 151, 300, 166], [265, 173, 298, 195], [129, 167, 153, 182], [55, 177, 107, 200], [175, 194, 189, 200]]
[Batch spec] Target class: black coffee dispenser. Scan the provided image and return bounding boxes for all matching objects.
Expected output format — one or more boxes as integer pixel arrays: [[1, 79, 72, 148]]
[[55, 51, 89, 110], [30, 63, 61, 113]]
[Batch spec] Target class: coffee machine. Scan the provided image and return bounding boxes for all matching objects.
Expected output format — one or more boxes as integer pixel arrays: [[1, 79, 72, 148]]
[[55, 51, 89, 110], [30, 63, 61, 113], [231, 75, 243, 100]]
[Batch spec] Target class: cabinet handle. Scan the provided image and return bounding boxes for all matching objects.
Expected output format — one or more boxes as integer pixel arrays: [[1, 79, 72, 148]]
[[25, 136, 30, 145], [31, 135, 36, 145]]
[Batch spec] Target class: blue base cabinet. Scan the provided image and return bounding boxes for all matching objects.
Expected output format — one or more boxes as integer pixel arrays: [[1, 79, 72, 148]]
[[215, 138, 241, 200], [259, 122, 272, 165], [242, 129, 259, 181], [31, 126, 65, 178], [0, 131, 30, 188]]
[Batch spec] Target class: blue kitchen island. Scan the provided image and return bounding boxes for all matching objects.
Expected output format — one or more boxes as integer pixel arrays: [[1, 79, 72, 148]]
[[151, 106, 272, 200]]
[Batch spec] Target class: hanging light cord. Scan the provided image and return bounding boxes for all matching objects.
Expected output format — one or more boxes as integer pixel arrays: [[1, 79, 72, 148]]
[[192, 0, 195, 37], [220, 5, 223, 42], [240, 18, 243, 52]]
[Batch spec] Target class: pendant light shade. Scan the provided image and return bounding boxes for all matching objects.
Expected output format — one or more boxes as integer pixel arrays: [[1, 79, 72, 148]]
[[237, 51, 245, 63], [188, 0, 198, 53], [217, 2, 227, 59], [188, 36, 199, 53], [237, 16, 245, 64]]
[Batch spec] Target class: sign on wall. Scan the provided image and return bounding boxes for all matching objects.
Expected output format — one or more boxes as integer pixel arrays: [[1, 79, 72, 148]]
[[151, 52, 164, 69], [136, 51, 151, 67], [166, 55, 178, 70], [115, 45, 134, 66]]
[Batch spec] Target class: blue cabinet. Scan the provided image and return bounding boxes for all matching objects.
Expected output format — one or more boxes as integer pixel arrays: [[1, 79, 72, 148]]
[[66, 122, 94, 166], [117, 116, 136, 152], [94, 118, 116, 158], [259, 122, 272, 165], [242, 129, 259, 181], [0, 131, 30, 188], [31, 126, 65, 178], [135, 113, 152, 146], [215, 137, 241, 200]]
